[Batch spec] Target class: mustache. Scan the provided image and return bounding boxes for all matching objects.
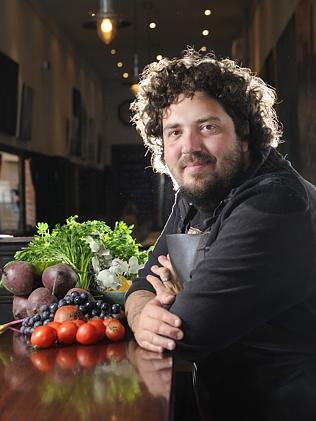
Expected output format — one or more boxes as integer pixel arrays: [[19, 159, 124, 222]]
[[179, 151, 216, 169]]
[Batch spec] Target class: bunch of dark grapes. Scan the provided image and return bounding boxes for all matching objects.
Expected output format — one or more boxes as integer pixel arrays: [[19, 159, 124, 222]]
[[19, 290, 123, 335]]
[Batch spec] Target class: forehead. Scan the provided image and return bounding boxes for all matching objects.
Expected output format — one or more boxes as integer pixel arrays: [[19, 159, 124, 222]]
[[162, 91, 228, 123]]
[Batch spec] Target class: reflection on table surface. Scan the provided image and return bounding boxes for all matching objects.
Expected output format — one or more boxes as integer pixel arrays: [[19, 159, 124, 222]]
[[0, 330, 172, 421], [192, 344, 316, 421]]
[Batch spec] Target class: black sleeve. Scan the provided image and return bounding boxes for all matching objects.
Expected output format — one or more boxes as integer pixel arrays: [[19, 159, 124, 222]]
[[125, 192, 181, 300], [169, 183, 314, 359]]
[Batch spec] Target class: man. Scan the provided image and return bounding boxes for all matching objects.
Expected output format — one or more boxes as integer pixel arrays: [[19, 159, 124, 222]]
[[125, 48, 316, 359]]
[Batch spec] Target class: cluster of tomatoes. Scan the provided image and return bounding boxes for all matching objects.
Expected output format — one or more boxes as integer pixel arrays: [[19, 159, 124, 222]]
[[30, 317, 125, 349]]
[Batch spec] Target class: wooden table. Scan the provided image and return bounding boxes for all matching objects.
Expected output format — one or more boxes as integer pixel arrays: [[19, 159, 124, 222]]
[[0, 330, 174, 421]]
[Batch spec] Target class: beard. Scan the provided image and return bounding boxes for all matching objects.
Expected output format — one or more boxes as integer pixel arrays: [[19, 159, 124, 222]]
[[176, 144, 247, 211]]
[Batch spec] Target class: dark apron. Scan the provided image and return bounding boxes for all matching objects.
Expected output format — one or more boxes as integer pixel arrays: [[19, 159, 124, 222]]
[[166, 233, 211, 285]]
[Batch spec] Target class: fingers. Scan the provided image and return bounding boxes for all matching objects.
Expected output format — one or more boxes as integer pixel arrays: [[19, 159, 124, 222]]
[[135, 327, 178, 351], [158, 254, 173, 271], [146, 274, 177, 299], [150, 256, 183, 293], [151, 263, 171, 283], [133, 298, 183, 353]]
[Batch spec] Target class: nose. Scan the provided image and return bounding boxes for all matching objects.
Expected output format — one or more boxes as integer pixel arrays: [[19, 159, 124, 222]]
[[181, 129, 202, 154]]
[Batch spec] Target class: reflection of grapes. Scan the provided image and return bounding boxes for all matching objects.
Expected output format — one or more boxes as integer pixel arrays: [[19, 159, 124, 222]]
[[20, 290, 122, 335]]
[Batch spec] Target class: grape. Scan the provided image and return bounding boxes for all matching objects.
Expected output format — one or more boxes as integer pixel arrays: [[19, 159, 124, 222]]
[[43, 319, 50, 325], [73, 296, 82, 305], [58, 299, 67, 307], [91, 309, 100, 317], [34, 321, 42, 328], [42, 310, 50, 320], [85, 301, 95, 311], [50, 303, 58, 313], [65, 295, 73, 304], [95, 300, 103, 308], [111, 304, 121, 314], [80, 292, 88, 302], [33, 314, 41, 322], [79, 305, 87, 314], [70, 291, 79, 298], [101, 302, 110, 312], [39, 304, 50, 313], [20, 326, 25, 334]]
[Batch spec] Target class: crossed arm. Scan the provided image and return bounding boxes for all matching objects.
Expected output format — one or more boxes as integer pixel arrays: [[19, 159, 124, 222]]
[[125, 255, 184, 353]]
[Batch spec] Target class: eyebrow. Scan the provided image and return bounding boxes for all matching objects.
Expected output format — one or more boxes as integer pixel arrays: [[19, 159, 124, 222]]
[[163, 115, 222, 133]]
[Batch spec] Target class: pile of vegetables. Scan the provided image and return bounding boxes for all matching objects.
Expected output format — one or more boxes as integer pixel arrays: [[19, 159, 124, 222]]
[[13, 215, 148, 290], [0, 215, 149, 324]]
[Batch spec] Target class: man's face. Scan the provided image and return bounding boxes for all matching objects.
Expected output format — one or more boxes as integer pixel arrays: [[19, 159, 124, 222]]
[[162, 91, 250, 208]]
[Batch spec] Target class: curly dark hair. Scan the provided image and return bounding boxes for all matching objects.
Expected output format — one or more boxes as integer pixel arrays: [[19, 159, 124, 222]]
[[131, 48, 283, 173]]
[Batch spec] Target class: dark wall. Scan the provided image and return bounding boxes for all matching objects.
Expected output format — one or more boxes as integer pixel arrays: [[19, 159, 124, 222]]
[[30, 155, 111, 228]]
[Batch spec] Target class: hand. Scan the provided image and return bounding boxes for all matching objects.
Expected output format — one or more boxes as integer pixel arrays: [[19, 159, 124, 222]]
[[147, 254, 182, 294], [133, 294, 183, 353], [126, 340, 172, 400]]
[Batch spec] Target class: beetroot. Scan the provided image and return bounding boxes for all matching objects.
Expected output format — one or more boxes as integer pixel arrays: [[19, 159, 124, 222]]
[[1, 261, 35, 295], [42, 263, 77, 298], [26, 287, 57, 316], [12, 295, 28, 319]]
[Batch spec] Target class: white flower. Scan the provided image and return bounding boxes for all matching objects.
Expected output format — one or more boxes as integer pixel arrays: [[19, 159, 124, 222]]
[[92, 256, 101, 273], [128, 256, 143, 274], [109, 258, 129, 275], [100, 249, 112, 264], [85, 236, 100, 253], [97, 269, 120, 289]]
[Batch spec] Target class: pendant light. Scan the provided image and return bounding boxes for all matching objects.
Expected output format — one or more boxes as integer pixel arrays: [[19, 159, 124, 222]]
[[97, 0, 118, 45]]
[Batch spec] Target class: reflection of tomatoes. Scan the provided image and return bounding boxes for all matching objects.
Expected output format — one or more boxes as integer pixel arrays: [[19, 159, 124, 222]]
[[56, 347, 78, 370], [105, 342, 126, 362], [76, 323, 99, 345], [88, 319, 106, 340], [31, 349, 56, 372], [31, 326, 57, 348], [57, 321, 78, 345], [76, 346, 99, 368], [105, 320, 125, 342]]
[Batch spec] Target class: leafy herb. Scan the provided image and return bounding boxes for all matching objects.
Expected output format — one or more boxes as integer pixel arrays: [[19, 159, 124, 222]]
[[14, 216, 149, 291]]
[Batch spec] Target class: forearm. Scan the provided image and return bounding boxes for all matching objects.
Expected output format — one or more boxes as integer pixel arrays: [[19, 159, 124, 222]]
[[125, 290, 155, 332]]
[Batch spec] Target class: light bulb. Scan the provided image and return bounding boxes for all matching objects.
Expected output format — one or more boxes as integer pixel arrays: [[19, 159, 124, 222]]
[[130, 83, 139, 96], [97, 16, 117, 44]]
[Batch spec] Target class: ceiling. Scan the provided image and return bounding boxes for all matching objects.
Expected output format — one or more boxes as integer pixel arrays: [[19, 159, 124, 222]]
[[27, 0, 251, 83]]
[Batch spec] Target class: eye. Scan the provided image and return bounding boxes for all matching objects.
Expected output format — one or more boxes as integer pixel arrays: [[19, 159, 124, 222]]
[[168, 129, 181, 138], [201, 123, 218, 133]]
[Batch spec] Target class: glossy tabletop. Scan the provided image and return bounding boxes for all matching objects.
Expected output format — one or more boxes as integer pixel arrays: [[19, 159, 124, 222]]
[[0, 330, 173, 421]]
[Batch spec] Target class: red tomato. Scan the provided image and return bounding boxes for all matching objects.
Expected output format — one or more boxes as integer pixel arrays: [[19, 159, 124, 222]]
[[47, 321, 61, 332], [31, 349, 56, 372], [57, 321, 78, 345], [88, 319, 106, 340], [76, 323, 99, 345], [56, 347, 78, 370], [105, 320, 125, 342], [31, 326, 57, 348], [73, 319, 85, 327], [102, 317, 114, 328]]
